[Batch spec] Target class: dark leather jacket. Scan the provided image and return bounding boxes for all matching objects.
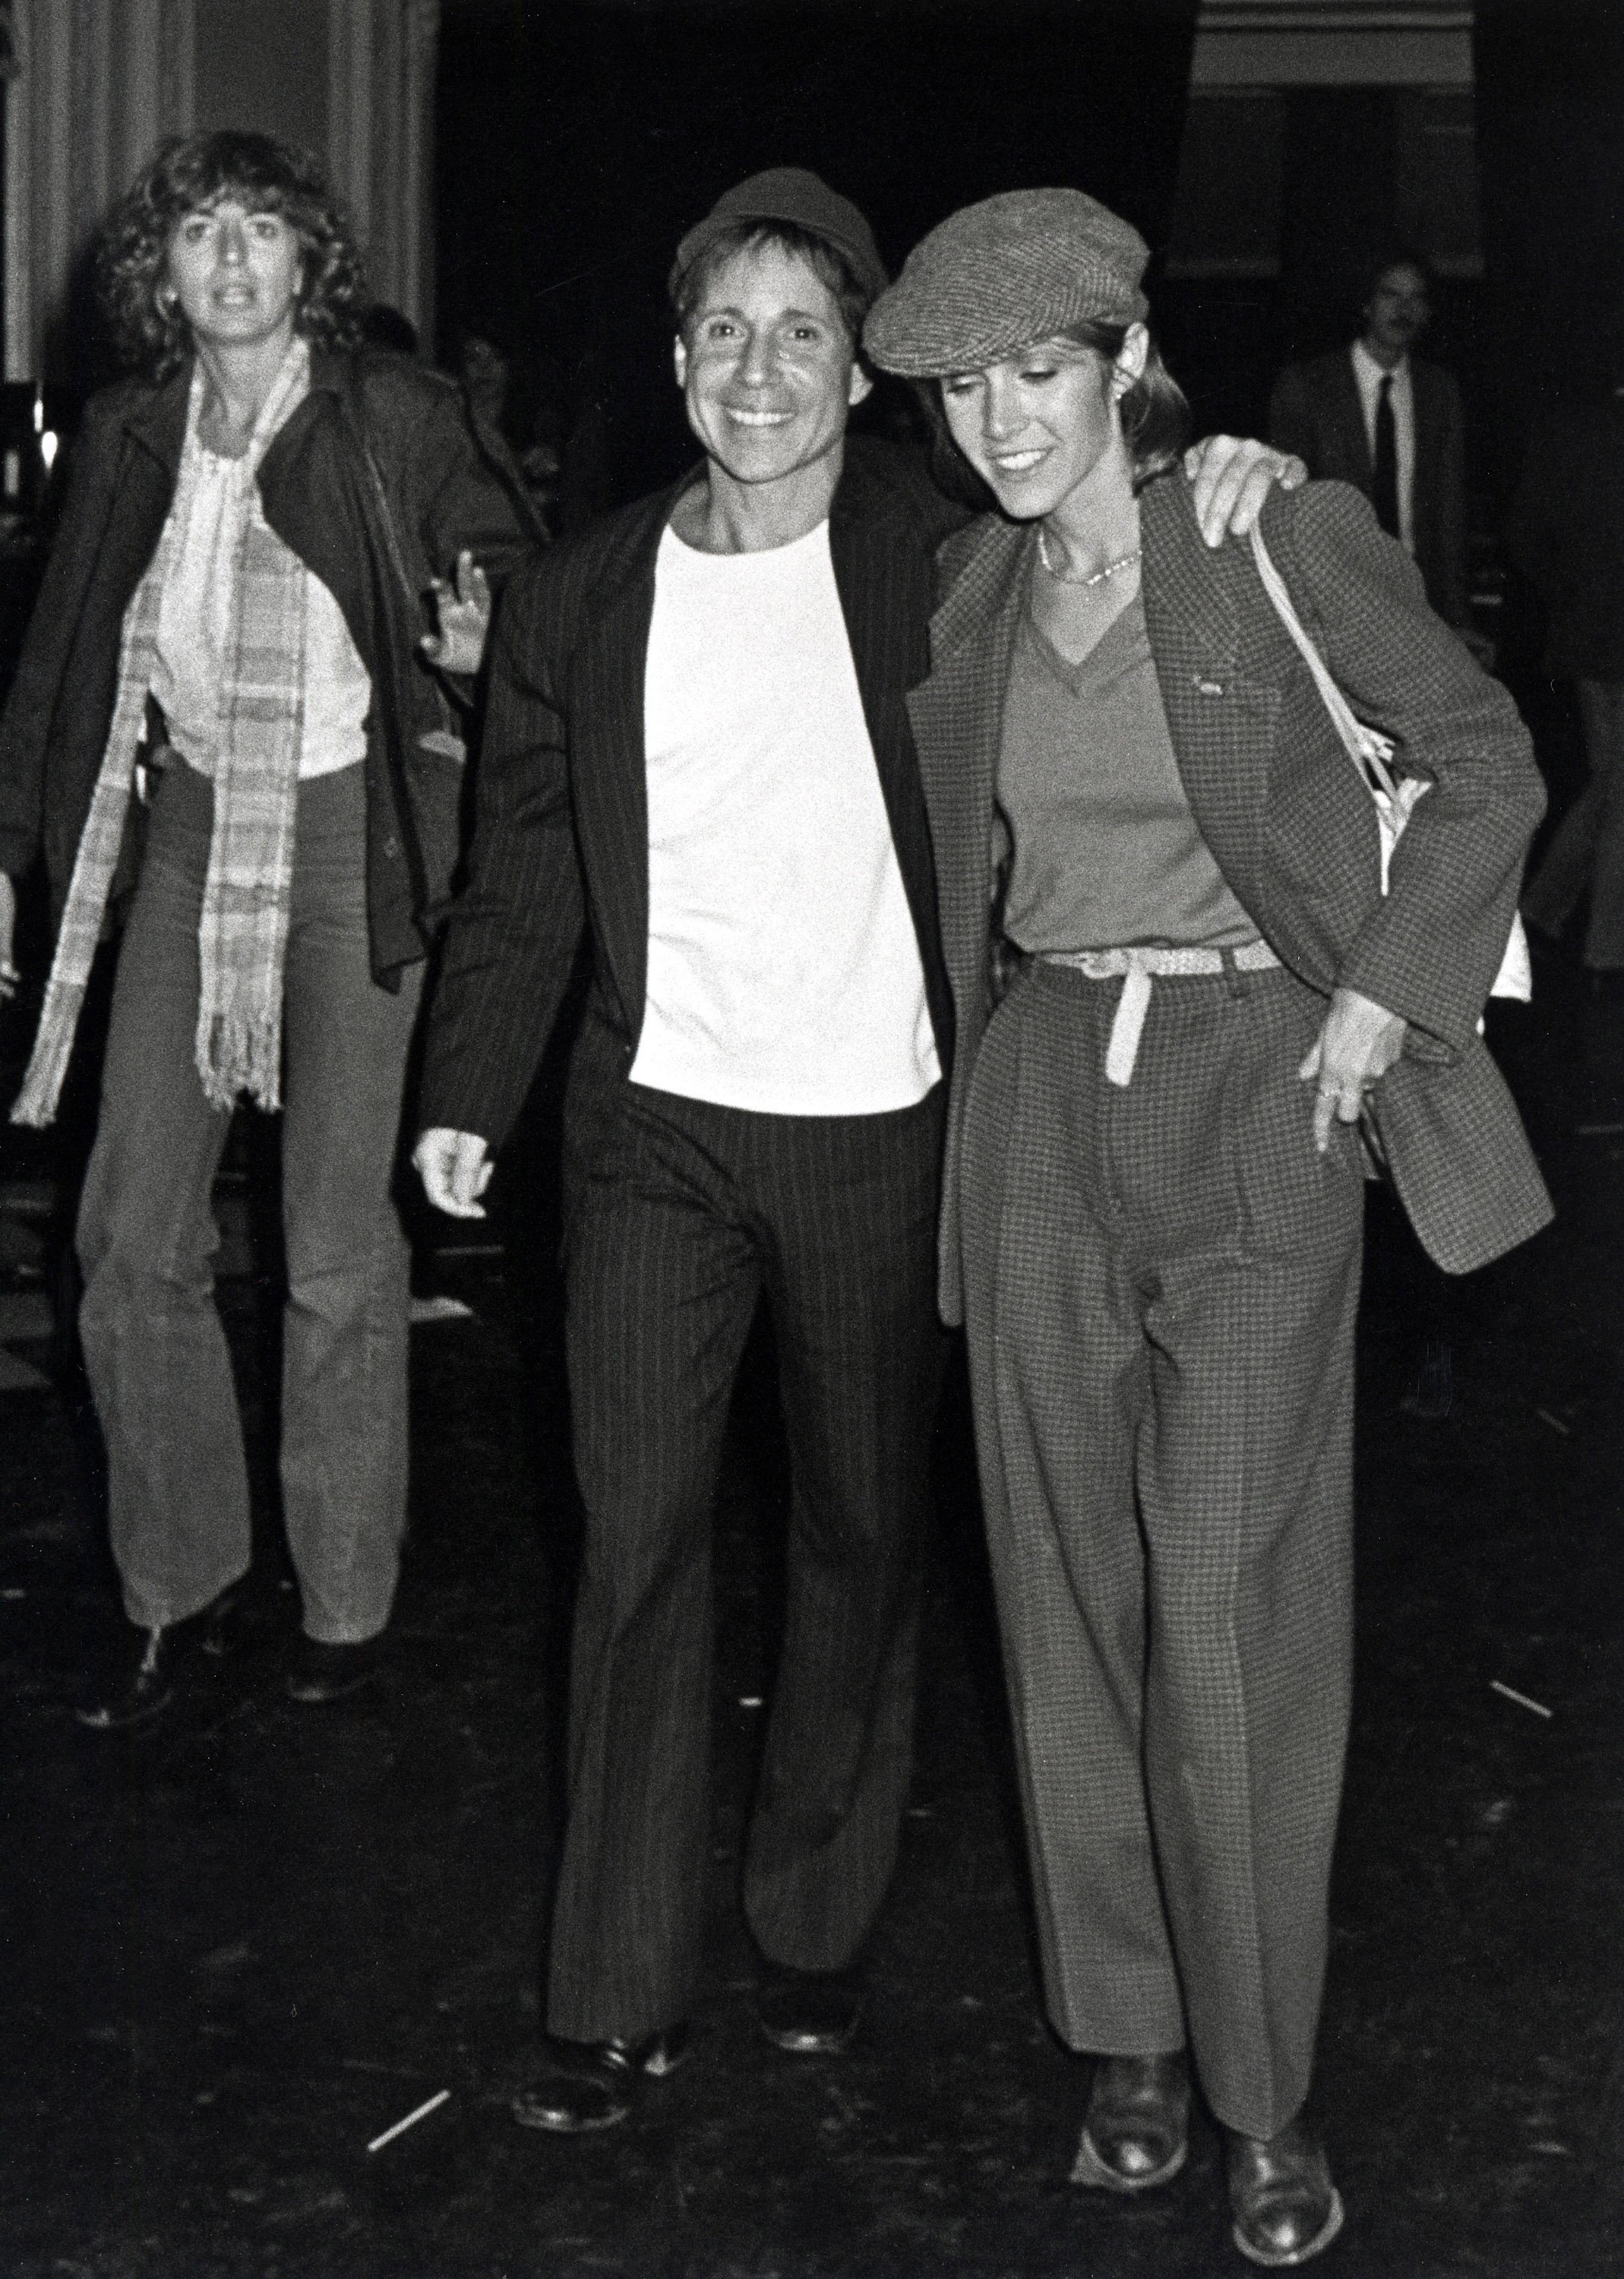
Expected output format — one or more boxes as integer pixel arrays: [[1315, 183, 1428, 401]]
[[0, 346, 540, 979]]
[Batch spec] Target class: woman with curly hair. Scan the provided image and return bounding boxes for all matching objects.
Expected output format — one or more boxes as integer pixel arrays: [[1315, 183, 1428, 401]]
[[0, 131, 538, 1724]]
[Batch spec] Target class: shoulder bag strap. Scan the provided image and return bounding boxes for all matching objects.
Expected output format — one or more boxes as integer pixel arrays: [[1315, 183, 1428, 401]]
[[1248, 523, 1401, 804]]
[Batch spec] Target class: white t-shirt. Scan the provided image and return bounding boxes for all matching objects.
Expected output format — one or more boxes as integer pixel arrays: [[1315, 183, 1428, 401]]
[[629, 518, 940, 1117]]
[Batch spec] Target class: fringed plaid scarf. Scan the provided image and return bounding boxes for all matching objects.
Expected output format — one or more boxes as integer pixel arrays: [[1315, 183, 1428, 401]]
[[13, 338, 311, 1127]]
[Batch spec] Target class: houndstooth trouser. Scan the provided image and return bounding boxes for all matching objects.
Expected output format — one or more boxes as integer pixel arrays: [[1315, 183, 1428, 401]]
[[960, 956, 1365, 2140]]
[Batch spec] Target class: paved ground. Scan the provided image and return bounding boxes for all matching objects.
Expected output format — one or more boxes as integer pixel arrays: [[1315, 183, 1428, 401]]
[[2, 959, 1622, 2279]]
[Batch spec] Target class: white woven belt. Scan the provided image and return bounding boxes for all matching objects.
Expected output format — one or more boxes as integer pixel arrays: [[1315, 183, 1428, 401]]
[[1038, 940, 1283, 1087]]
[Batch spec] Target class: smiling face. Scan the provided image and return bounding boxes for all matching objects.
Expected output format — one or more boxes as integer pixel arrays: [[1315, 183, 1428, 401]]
[[673, 240, 871, 505], [164, 198, 303, 353], [939, 328, 1145, 523]]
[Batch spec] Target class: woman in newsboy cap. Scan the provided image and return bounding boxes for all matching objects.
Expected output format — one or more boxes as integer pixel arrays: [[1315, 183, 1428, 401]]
[[864, 192, 1547, 2265]]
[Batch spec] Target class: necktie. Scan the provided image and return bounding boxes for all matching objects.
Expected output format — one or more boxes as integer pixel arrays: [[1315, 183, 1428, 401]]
[[1371, 373, 1399, 537]]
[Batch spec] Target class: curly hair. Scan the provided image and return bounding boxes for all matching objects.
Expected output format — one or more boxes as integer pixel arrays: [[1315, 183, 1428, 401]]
[[96, 131, 366, 378]]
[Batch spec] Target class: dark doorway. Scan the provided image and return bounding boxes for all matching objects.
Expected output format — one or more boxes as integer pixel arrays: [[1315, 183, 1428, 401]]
[[434, 0, 1198, 505]]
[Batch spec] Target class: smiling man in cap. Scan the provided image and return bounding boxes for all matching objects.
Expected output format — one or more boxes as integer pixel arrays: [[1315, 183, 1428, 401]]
[[412, 167, 1300, 2134]]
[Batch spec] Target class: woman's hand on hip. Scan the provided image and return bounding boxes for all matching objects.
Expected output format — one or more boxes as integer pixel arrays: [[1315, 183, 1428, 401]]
[[1299, 985, 1407, 1155], [420, 550, 492, 675], [413, 1127, 493, 1218], [0, 873, 17, 1000], [1183, 438, 1307, 547]]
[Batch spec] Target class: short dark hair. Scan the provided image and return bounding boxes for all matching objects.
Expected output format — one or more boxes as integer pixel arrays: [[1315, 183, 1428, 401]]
[[1358, 248, 1434, 309], [97, 131, 365, 378], [668, 220, 874, 346]]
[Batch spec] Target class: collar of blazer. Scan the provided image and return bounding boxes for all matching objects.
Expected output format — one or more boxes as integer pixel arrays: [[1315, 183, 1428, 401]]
[[554, 440, 948, 1054], [925, 472, 1240, 653], [911, 473, 1280, 965], [577, 440, 925, 613], [118, 344, 357, 473], [921, 472, 1253, 737]]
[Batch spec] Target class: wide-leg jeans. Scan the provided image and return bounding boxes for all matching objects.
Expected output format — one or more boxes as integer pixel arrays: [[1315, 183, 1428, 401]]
[[76, 756, 423, 1643]]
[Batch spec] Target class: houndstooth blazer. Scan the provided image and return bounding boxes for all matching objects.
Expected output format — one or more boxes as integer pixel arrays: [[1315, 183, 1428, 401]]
[[908, 473, 1553, 1320]]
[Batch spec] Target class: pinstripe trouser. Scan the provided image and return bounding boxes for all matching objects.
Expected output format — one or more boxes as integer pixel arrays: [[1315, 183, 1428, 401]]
[[547, 1071, 947, 2044], [961, 959, 1363, 2140]]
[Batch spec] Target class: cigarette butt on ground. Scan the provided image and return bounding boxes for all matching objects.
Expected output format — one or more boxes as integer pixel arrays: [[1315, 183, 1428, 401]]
[[367, 2088, 450, 2154], [1490, 1679, 1553, 1720], [1534, 1408, 1572, 1436]]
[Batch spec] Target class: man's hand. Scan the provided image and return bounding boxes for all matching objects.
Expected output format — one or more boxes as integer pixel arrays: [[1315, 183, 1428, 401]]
[[0, 872, 17, 1001], [413, 1127, 494, 1217], [1299, 985, 1407, 1155], [1183, 437, 1308, 548], [419, 549, 492, 675]]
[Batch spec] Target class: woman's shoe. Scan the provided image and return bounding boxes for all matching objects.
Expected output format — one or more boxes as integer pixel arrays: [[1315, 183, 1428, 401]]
[[1070, 2050, 1190, 2192], [75, 1623, 175, 1730], [1226, 2119, 1344, 2266], [76, 1582, 247, 1730]]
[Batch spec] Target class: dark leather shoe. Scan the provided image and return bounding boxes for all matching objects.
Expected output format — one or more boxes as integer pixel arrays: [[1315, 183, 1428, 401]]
[[286, 1633, 384, 1703], [1226, 2120, 1345, 2266], [510, 2025, 690, 2132], [1071, 2051, 1190, 2193], [75, 1623, 175, 1731], [75, 1580, 249, 1731], [755, 1964, 863, 2056]]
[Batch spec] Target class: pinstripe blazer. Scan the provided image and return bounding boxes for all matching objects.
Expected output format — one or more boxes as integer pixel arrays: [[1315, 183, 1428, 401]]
[[909, 474, 1552, 1320], [1269, 349, 1468, 631], [419, 437, 958, 1150]]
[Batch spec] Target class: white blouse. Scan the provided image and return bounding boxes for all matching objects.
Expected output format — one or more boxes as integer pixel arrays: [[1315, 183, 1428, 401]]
[[150, 421, 371, 781]]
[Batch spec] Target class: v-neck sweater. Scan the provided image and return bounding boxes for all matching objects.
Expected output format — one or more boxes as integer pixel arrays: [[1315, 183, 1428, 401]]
[[997, 590, 1258, 954]]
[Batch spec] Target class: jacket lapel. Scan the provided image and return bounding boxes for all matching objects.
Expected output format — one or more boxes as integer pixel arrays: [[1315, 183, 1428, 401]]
[[828, 457, 954, 1056], [907, 515, 1028, 1013], [1330, 352, 1373, 484], [829, 463, 925, 814], [1139, 476, 1281, 915], [121, 365, 191, 479], [569, 485, 677, 1040]]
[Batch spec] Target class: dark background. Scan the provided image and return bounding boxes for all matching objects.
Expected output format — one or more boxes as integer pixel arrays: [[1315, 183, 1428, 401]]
[[434, 0, 1624, 520], [435, 0, 1200, 501]]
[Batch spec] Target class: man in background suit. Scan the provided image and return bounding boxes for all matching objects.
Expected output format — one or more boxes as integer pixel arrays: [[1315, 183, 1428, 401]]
[[1271, 252, 1471, 634], [412, 169, 1297, 2136]]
